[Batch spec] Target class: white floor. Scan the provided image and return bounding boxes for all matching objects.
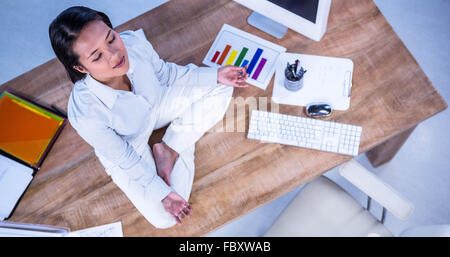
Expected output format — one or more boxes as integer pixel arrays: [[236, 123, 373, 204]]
[[1, 1, 448, 237]]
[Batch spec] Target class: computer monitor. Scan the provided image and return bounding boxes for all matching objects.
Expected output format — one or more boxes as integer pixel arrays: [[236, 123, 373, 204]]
[[233, 0, 332, 41]]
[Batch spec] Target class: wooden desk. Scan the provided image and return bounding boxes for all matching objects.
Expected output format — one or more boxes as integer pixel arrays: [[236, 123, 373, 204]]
[[2, 0, 446, 236]]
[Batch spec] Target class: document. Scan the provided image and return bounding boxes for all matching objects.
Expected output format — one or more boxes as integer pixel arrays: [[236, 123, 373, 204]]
[[0, 155, 33, 221], [273, 52, 354, 110], [203, 24, 286, 90], [68, 221, 123, 237]]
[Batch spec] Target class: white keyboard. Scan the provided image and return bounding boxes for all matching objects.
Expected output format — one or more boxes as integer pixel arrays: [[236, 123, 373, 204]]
[[247, 110, 362, 156]]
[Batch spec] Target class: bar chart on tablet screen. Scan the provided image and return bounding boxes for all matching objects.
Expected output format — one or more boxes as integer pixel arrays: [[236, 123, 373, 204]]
[[203, 24, 286, 90]]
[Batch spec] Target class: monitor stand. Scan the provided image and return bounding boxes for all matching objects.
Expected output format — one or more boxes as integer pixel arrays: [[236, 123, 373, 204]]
[[247, 11, 288, 39]]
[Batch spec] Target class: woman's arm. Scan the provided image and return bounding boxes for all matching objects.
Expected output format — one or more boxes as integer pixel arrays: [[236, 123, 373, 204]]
[[132, 30, 248, 88], [147, 43, 217, 88]]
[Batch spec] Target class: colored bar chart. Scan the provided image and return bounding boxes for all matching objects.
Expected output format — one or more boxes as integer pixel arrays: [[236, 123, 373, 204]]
[[202, 24, 286, 90], [217, 45, 231, 65], [252, 58, 267, 80], [246, 48, 263, 75], [234, 47, 248, 67], [210, 45, 267, 80], [225, 50, 238, 66], [211, 51, 220, 63]]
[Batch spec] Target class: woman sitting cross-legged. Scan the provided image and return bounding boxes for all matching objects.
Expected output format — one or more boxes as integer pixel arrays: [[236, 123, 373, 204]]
[[49, 6, 248, 228]]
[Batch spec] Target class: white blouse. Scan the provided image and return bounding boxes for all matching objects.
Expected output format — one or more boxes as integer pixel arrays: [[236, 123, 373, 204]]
[[67, 29, 218, 202]]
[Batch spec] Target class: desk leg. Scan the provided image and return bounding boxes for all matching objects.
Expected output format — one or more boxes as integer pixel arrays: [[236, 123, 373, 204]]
[[366, 125, 417, 168]]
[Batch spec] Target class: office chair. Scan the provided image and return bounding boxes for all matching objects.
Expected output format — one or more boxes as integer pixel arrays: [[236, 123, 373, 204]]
[[264, 159, 449, 237]]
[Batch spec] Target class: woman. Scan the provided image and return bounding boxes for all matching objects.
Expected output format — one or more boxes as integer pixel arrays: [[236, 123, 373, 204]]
[[49, 6, 248, 228]]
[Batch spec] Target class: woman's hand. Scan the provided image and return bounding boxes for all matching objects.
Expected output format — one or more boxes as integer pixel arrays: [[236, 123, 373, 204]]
[[218, 66, 249, 88], [161, 191, 192, 225]]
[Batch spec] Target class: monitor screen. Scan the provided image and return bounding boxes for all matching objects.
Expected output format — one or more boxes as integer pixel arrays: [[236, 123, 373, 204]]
[[267, 0, 319, 24]]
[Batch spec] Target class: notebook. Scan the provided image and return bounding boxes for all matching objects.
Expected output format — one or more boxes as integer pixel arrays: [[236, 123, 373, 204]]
[[0, 89, 67, 220], [272, 52, 354, 110], [0, 90, 66, 170]]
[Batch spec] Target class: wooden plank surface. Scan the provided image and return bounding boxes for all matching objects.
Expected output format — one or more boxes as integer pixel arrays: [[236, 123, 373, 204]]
[[2, 0, 447, 236]]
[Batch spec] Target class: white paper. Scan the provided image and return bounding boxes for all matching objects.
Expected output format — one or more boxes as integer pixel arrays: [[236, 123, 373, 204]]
[[0, 155, 33, 220], [273, 52, 354, 110], [68, 221, 123, 237], [203, 24, 286, 90]]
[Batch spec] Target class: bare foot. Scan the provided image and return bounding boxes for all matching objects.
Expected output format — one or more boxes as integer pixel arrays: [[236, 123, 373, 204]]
[[153, 142, 179, 186]]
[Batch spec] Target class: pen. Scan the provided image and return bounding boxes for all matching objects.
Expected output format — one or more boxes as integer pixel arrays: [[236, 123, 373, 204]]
[[286, 62, 293, 79]]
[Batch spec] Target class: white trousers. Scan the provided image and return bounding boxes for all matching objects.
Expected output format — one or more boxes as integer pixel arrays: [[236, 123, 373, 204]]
[[104, 81, 233, 229]]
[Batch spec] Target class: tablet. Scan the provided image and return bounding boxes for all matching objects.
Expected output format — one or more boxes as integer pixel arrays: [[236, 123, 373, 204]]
[[0, 90, 67, 170]]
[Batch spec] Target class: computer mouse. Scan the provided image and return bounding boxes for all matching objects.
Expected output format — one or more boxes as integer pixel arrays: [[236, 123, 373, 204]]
[[305, 103, 332, 117]]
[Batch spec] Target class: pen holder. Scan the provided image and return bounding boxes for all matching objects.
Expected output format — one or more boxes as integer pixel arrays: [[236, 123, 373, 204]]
[[284, 65, 304, 91]]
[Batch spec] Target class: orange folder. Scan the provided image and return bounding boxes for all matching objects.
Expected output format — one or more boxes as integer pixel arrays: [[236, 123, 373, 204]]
[[0, 90, 67, 170]]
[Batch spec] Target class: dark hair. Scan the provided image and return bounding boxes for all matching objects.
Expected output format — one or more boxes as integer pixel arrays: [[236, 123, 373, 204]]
[[49, 6, 113, 83]]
